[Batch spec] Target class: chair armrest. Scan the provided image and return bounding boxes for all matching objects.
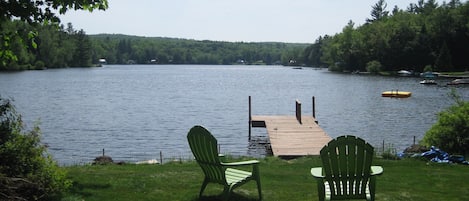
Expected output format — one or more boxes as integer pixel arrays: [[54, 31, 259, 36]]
[[371, 166, 383, 176], [311, 167, 324, 179], [218, 154, 225, 162], [221, 160, 259, 167]]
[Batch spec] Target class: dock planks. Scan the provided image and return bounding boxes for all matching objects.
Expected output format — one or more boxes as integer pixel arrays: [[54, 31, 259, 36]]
[[251, 115, 331, 157]]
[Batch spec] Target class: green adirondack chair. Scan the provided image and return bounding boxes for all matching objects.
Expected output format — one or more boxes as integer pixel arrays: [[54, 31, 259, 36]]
[[311, 135, 383, 201], [187, 125, 262, 201]]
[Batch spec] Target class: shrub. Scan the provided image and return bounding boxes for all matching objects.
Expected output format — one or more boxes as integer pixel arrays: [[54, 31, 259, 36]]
[[422, 90, 469, 156], [423, 65, 433, 72], [34, 60, 46, 70], [0, 96, 70, 200], [366, 60, 382, 74]]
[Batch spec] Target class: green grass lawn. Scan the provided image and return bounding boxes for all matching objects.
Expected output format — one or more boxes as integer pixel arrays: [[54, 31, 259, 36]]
[[62, 156, 469, 201]]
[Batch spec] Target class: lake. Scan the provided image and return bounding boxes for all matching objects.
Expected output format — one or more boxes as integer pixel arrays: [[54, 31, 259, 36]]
[[0, 65, 467, 165]]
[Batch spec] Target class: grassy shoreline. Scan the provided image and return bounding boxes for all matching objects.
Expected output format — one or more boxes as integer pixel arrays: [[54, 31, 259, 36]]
[[61, 156, 468, 201]]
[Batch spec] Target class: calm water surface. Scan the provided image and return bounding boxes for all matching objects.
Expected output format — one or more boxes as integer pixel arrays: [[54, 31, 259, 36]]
[[0, 65, 467, 165]]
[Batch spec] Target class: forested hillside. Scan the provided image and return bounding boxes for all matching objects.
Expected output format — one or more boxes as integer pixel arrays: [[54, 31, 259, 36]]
[[302, 0, 469, 73], [0, 20, 307, 70], [89, 34, 307, 65]]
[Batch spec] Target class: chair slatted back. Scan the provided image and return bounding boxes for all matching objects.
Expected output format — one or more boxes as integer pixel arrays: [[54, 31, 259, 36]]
[[187, 126, 225, 184], [320, 135, 374, 199]]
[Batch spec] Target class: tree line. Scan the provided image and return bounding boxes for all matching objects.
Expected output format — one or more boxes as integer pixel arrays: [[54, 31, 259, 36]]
[[301, 0, 469, 73], [89, 34, 307, 66], [0, 21, 307, 70]]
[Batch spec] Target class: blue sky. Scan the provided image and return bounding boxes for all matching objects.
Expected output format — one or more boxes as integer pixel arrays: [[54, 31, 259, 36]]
[[60, 0, 450, 43]]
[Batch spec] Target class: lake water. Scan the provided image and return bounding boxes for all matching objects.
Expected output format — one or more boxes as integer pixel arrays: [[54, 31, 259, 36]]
[[0, 65, 467, 165]]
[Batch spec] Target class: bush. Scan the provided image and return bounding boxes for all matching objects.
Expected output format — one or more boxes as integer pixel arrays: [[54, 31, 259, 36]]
[[423, 65, 433, 72], [34, 60, 46, 70], [366, 60, 382, 74], [0, 96, 70, 200], [422, 90, 469, 156]]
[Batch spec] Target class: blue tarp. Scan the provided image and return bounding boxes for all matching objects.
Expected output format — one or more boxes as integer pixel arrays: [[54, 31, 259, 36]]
[[421, 146, 469, 165]]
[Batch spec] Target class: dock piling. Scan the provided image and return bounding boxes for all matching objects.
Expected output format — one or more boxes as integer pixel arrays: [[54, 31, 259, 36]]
[[296, 99, 302, 124], [312, 96, 316, 119], [249, 96, 252, 140]]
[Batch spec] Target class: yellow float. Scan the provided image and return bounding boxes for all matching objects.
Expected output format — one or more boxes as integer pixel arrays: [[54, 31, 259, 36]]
[[381, 90, 411, 98]]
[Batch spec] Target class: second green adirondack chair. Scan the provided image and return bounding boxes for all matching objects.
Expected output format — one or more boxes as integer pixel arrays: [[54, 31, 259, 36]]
[[311, 135, 383, 201], [187, 125, 262, 201]]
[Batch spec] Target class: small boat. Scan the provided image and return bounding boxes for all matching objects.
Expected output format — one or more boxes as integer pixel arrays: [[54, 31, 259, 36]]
[[420, 79, 437, 85], [398, 70, 413, 76], [447, 78, 469, 85], [420, 71, 438, 78], [382, 90, 412, 98]]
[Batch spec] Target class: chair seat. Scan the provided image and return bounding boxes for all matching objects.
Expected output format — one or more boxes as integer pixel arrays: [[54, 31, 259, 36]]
[[323, 180, 371, 200], [226, 168, 252, 185]]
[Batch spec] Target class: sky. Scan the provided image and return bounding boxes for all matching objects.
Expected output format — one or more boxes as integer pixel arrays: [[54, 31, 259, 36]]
[[60, 0, 450, 43]]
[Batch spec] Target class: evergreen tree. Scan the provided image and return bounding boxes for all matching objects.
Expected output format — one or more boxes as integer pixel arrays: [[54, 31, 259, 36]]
[[73, 30, 92, 67], [367, 0, 389, 22]]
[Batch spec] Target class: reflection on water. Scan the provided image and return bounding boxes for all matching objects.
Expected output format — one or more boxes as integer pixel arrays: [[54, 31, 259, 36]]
[[0, 65, 467, 165]]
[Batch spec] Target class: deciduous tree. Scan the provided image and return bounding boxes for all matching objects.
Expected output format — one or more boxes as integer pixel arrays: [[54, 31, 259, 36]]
[[0, 0, 108, 24]]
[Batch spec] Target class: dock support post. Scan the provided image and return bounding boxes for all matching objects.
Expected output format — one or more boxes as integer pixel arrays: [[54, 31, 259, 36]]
[[296, 99, 302, 124], [312, 96, 316, 118], [160, 151, 163, 164], [249, 96, 252, 140]]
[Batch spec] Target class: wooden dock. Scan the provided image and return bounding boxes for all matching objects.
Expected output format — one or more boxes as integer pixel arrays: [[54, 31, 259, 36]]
[[249, 97, 331, 157]]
